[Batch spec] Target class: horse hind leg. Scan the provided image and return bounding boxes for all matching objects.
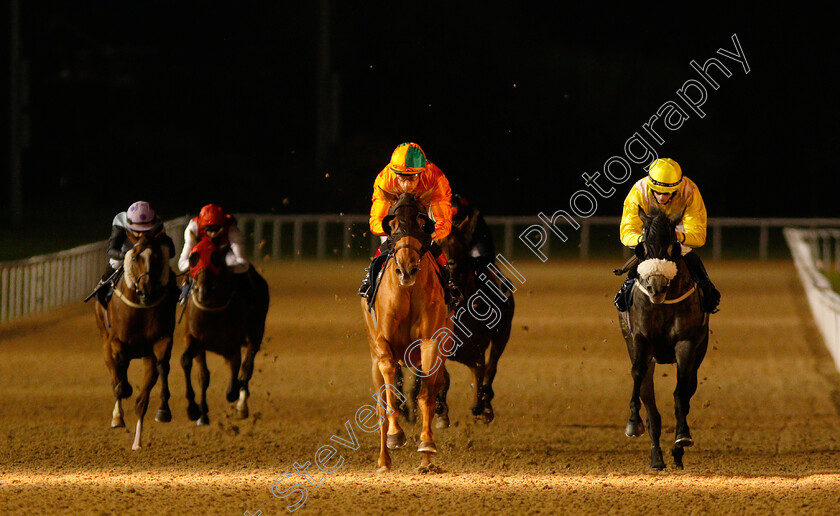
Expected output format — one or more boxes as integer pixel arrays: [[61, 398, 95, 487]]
[[434, 366, 451, 429], [132, 356, 160, 450]]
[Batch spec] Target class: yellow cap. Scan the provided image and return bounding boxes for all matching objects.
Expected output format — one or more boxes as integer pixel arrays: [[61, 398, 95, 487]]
[[647, 158, 683, 193]]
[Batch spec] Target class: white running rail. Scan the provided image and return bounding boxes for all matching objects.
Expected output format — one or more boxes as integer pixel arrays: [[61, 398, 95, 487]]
[[785, 227, 840, 372], [0, 217, 188, 324]]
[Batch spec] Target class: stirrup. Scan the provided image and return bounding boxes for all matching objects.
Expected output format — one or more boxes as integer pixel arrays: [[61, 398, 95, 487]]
[[358, 269, 372, 298]]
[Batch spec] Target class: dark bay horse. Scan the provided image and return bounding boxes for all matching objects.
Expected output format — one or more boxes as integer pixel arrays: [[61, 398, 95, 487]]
[[181, 236, 269, 425], [94, 234, 176, 450], [418, 214, 514, 425], [619, 207, 709, 469], [361, 190, 450, 473]]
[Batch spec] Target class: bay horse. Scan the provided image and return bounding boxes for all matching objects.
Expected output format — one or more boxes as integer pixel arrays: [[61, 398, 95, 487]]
[[618, 207, 709, 469], [94, 233, 177, 450], [181, 236, 269, 425], [361, 189, 450, 473], [402, 214, 514, 426]]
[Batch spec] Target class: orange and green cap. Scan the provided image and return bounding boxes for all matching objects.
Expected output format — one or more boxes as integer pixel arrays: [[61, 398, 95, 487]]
[[647, 158, 683, 194], [389, 142, 427, 175]]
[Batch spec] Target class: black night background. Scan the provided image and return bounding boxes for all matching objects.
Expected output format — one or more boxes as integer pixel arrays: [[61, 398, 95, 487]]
[[1, 2, 836, 258]]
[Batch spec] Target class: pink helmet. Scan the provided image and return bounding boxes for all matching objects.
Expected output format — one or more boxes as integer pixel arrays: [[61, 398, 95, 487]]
[[126, 201, 157, 232]]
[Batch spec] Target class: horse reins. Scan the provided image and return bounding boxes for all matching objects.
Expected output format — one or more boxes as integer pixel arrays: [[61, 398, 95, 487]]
[[113, 287, 168, 309], [188, 288, 234, 312]]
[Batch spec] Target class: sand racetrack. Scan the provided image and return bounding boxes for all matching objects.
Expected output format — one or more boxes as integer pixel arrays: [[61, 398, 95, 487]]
[[2, 259, 840, 515]]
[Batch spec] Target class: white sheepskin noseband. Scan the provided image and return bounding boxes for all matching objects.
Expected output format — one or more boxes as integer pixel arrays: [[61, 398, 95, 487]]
[[637, 258, 677, 281]]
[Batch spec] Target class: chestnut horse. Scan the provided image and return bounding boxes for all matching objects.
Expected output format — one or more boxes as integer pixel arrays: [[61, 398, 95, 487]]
[[181, 236, 269, 425], [361, 190, 450, 473], [619, 207, 709, 469], [94, 234, 177, 450]]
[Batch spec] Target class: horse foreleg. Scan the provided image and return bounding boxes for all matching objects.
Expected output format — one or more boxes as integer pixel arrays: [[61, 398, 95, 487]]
[[132, 356, 159, 450], [153, 337, 173, 423], [377, 356, 406, 451], [237, 342, 258, 419], [434, 367, 451, 429], [482, 320, 512, 423], [196, 350, 211, 426], [181, 338, 201, 421], [225, 350, 243, 404], [371, 356, 391, 474], [416, 339, 445, 469], [674, 338, 704, 453], [625, 349, 650, 440], [469, 357, 485, 420], [103, 341, 126, 428], [640, 360, 664, 470]]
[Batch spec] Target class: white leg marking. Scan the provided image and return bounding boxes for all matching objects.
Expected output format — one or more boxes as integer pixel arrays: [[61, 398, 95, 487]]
[[132, 419, 142, 450]]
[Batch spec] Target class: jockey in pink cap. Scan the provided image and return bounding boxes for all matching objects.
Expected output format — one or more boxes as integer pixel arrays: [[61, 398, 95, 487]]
[[89, 201, 176, 309]]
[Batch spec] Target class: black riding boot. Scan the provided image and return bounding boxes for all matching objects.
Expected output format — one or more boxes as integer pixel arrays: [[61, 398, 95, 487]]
[[95, 265, 117, 310], [430, 242, 463, 311], [683, 252, 720, 313], [614, 265, 638, 312], [359, 252, 389, 300]]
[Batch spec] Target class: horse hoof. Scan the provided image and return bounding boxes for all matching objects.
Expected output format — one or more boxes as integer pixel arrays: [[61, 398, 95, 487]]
[[386, 431, 407, 450], [478, 411, 494, 424], [625, 420, 645, 438], [226, 391, 238, 403], [197, 415, 210, 426], [375, 465, 391, 475], [236, 407, 249, 420], [111, 418, 125, 428], [186, 404, 201, 421], [417, 440, 437, 454], [650, 448, 666, 470], [434, 415, 450, 429], [155, 409, 172, 423], [675, 434, 694, 447]]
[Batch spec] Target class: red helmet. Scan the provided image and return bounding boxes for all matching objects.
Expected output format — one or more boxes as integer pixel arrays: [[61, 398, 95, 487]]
[[198, 204, 226, 228]]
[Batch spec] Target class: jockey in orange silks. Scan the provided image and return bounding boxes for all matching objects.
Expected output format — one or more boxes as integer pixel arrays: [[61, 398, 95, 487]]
[[359, 142, 462, 309], [614, 158, 720, 313]]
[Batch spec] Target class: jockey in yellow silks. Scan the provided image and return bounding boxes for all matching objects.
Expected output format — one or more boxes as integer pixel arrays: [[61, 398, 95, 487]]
[[614, 158, 720, 313], [359, 142, 461, 308]]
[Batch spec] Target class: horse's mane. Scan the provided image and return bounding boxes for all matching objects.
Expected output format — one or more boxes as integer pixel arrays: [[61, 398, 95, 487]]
[[642, 208, 675, 256]]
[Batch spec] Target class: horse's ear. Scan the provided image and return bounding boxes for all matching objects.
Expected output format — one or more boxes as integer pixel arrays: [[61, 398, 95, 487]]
[[456, 216, 470, 233], [417, 189, 434, 206], [637, 206, 651, 225], [634, 242, 645, 260], [189, 251, 200, 269], [378, 187, 399, 205], [669, 242, 682, 258], [382, 214, 396, 235]]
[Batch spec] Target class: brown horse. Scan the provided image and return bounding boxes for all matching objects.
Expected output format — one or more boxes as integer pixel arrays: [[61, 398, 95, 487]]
[[181, 236, 269, 425], [95, 234, 177, 450], [434, 215, 514, 425], [361, 190, 450, 473], [619, 207, 709, 469]]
